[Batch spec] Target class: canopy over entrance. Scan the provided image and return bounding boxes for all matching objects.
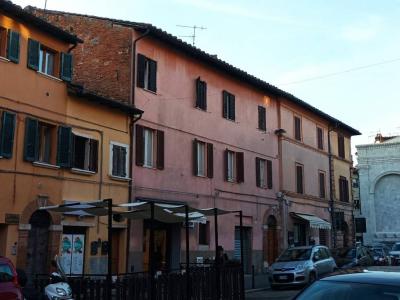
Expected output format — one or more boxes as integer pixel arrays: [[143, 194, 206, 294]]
[[292, 213, 331, 230]]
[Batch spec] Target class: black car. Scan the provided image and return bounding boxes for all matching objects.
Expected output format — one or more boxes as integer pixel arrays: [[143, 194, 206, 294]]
[[332, 246, 374, 268], [294, 272, 400, 300]]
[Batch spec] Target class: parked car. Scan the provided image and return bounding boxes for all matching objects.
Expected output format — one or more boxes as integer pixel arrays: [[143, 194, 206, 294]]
[[370, 247, 390, 266], [332, 246, 374, 269], [293, 271, 400, 300], [0, 256, 24, 300], [268, 245, 337, 288], [389, 242, 400, 265]]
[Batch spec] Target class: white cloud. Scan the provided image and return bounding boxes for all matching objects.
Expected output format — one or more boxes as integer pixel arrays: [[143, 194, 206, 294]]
[[173, 0, 293, 24], [340, 15, 383, 42]]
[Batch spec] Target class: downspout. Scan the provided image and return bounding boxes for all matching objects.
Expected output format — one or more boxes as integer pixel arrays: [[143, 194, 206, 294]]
[[126, 27, 150, 272], [328, 123, 339, 248]]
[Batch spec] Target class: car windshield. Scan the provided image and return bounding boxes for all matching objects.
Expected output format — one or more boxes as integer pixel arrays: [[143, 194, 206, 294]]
[[278, 248, 311, 262], [296, 280, 400, 300], [392, 244, 400, 251], [0, 264, 13, 283]]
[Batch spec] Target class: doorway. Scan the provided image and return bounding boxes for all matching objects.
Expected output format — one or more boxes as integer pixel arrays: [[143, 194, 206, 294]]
[[142, 220, 181, 272], [234, 226, 252, 274], [265, 216, 278, 265], [26, 210, 51, 279], [111, 229, 121, 274]]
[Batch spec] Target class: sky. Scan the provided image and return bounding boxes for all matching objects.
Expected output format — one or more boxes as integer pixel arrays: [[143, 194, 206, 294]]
[[12, 0, 400, 159]]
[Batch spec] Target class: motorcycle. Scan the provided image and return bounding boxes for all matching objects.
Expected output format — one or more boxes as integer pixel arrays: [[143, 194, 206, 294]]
[[43, 256, 73, 300]]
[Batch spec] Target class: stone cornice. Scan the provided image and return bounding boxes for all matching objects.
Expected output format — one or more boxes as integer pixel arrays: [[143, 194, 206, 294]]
[[357, 142, 400, 150]]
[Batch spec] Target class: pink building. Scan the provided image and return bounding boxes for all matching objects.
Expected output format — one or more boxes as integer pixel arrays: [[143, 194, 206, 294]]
[[30, 7, 360, 274]]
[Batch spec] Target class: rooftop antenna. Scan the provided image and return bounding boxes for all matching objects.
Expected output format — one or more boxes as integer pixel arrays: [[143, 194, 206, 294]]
[[176, 25, 206, 46], [44, 0, 48, 9]]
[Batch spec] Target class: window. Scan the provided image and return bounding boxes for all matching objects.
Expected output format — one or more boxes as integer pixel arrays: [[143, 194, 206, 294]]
[[319, 171, 326, 199], [334, 211, 345, 231], [27, 39, 72, 81], [193, 139, 213, 178], [37, 122, 56, 164], [225, 150, 244, 183], [296, 163, 304, 194], [338, 134, 345, 159], [222, 91, 235, 121], [256, 158, 273, 189], [258, 106, 266, 131], [0, 29, 20, 63], [110, 143, 128, 178], [137, 54, 157, 92], [317, 127, 324, 150], [39, 46, 56, 76], [195, 78, 207, 110], [72, 134, 98, 172], [0, 111, 16, 159], [136, 125, 164, 170], [294, 116, 302, 141], [199, 222, 210, 245], [339, 176, 349, 202]]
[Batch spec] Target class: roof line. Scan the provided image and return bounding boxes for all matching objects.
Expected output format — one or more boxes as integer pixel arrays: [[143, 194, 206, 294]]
[[0, 1, 82, 44], [68, 83, 143, 116], [28, 7, 360, 135]]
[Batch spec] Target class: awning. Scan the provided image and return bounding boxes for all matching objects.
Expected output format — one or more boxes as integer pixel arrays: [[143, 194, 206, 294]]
[[293, 213, 331, 230]]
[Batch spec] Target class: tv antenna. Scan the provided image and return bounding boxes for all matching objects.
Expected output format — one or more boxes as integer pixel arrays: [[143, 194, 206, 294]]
[[44, 0, 48, 9], [176, 25, 207, 46]]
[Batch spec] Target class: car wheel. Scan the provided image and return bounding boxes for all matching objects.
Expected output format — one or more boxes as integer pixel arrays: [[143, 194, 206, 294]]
[[308, 272, 316, 285]]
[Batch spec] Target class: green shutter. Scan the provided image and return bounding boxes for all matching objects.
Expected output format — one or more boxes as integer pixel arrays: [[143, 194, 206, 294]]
[[23, 118, 39, 162], [137, 54, 146, 88], [0, 111, 16, 158], [60, 52, 73, 82], [27, 39, 40, 71], [7, 30, 20, 63], [56, 126, 73, 168]]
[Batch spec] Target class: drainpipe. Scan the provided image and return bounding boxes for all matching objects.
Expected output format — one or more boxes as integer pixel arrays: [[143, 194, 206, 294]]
[[126, 27, 149, 272], [328, 123, 339, 248]]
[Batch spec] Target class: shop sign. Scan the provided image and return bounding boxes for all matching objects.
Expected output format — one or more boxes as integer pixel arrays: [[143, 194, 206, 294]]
[[5, 214, 20, 224]]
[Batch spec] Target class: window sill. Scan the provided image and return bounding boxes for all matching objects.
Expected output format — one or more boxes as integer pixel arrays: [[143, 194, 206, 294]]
[[0, 56, 10, 63], [195, 106, 207, 112], [143, 164, 156, 169], [33, 161, 60, 170], [71, 168, 96, 175], [195, 174, 207, 178], [37, 71, 63, 82], [258, 128, 267, 133], [142, 88, 157, 95], [224, 117, 236, 123], [109, 175, 131, 182]]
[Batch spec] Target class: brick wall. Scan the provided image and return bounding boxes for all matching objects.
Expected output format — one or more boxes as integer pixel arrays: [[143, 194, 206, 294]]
[[29, 9, 133, 103]]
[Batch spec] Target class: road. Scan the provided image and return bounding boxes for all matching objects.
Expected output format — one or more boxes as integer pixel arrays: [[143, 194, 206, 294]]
[[246, 288, 300, 300]]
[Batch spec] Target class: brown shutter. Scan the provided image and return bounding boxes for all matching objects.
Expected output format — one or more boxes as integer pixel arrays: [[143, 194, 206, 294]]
[[294, 117, 301, 141], [156, 130, 164, 170], [137, 54, 146, 88], [319, 172, 325, 198], [255, 158, 261, 187], [267, 160, 273, 189], [148, 59, 157, 92], [222, 91, 228, 118], [229, 94, 235, 121], [207, 143, 213, 178], [296, 165, 303, 194], [236, 152, 244, 183], [224, 149, 229, 181], [317, 127, 323, 150], [89, 139, 98, 172], [193, 139, 198, 176], [338, 135, 345, 158], [135, 125, 144, 166], [258, 106, 266, 131], [112, 145, 119, 176]]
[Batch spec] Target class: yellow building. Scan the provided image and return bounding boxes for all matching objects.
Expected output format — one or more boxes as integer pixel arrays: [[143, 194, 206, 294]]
[[0, 1, 142, 277]]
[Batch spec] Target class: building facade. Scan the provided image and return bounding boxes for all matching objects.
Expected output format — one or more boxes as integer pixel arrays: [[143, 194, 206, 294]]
[[0, 1, 141, 277], [356, 135, 400, 245], [29, 6, 359, 274]]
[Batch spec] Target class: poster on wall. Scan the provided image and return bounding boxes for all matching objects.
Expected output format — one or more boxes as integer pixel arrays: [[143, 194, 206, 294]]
[[71, 234, 85, 275], [60, 234, 85, 275], [60, 234, 73, 275]]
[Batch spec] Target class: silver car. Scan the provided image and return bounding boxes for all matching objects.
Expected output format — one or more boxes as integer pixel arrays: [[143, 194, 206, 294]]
[[268, 245, 337, 288]]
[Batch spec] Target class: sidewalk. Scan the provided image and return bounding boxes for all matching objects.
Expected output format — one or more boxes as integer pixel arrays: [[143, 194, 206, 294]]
[[244, 273, 270, 291]]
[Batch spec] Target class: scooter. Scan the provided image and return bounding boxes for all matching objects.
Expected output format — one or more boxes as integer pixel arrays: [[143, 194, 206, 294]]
[[43, 256, 74, 300]]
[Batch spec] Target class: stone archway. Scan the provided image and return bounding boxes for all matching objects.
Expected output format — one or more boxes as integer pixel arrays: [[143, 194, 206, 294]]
[[263, 215, 279, 266], [26, 210, 52, 280]]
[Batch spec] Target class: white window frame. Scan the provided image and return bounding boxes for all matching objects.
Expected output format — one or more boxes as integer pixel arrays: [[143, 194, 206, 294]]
[[227, 151, 235, 182], [39, 47, 55, 76], [196, 142, 206, 177], [143, 128, 155, 168], [258, 159, 266, 188], [109, 141, 129, 179]]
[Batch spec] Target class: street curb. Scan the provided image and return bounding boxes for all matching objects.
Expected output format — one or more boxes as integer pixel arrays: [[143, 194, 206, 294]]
[[245, 287, 270, 293]]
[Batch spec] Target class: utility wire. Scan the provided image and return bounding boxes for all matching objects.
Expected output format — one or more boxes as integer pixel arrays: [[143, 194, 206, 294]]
[[279, 57, 400, 86]]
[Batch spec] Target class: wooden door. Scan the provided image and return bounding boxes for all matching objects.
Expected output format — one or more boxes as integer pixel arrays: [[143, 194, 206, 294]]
[[111, 229, 120, 274], [143, 228, 167, 272], [267, 228, 278, 265]]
